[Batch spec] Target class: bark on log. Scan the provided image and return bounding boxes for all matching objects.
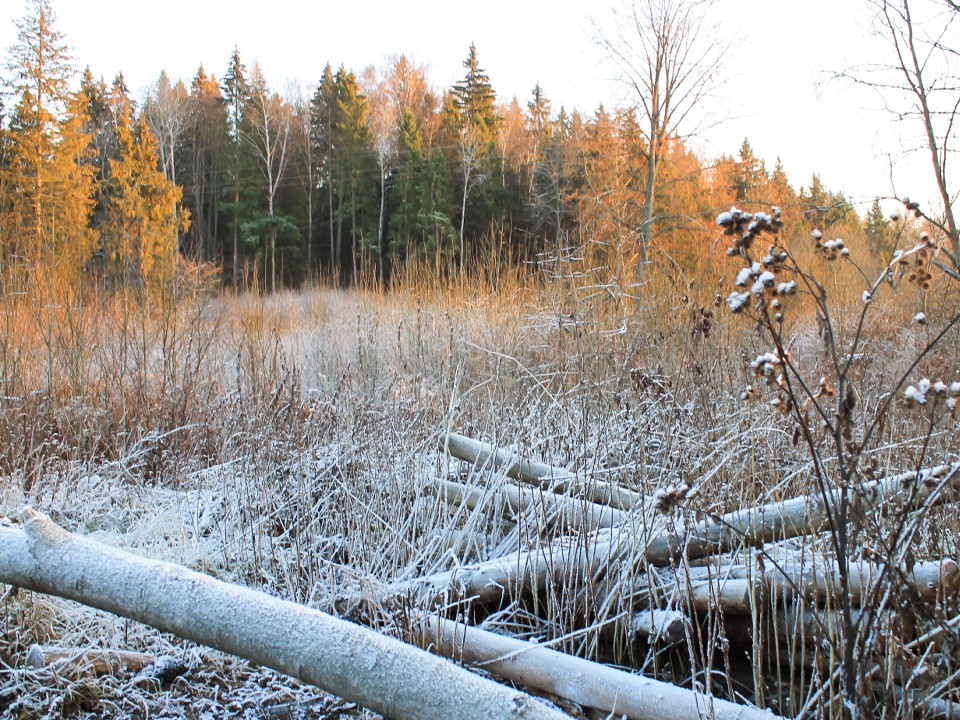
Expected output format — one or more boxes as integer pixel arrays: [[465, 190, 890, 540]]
[[368, 462, 960, 611], [442, 433, 644, 511], [417, 614, 784, 720], [428, 477, 628, 531], [635, 556, 959, 614], [630, 609, 687, 643], [642, 462, 960, 564], [0, 509, 569, 720], [26, 644, 155, 675]]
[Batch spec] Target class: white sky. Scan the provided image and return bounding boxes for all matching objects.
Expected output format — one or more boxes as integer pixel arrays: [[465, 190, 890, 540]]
[[0, 0, 945, 213]]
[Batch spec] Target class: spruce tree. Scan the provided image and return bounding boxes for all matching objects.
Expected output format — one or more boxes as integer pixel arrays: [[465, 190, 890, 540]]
[[220, 48, 261, 285], [4, 0, 94, 287]]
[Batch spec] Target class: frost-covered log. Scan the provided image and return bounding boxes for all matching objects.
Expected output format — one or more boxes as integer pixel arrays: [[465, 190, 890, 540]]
[[0, 509, 570, 720], [643, 462, 960, 563], [418, 615, 784, 720], [428, 477, 628, 531], [636, 556, 959, 614], [442, 432, 644, 510], [26, 644, 155, 675], [717, 555, 959, 603], [370, 462, 960, 610], [630, 608, 687, 643]]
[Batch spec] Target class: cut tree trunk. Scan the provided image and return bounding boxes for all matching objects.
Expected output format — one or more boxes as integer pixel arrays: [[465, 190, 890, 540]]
[[26, 645, 155, 676], [417, 614, 783, 720], [442, 433, 645, 510], [428, 476, 629, 531], [364, 462, 960, 611], [0, 509, 569, 720]]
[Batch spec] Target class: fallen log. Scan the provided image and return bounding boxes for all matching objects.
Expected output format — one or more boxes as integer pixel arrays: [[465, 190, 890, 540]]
[[417, 614, 784, 720], [642, 462, 960, 564], [630, 608, 687, 643], [428, 476, 629, 531], [0, 508, 569, 720], [634, 556, 960, 614], [362, 462, 960, 611], [26, 644, 155, 676], [442, 433, 645, 511]]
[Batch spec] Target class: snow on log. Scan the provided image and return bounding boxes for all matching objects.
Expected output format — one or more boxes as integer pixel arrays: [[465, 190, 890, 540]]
[[371, 462, 960, 610], [442, 433, 644, 511], [631, 556, 959, 615], [427, 476, 628, 531], [0, 509, 570, 720], [417, 614, 784, 720]]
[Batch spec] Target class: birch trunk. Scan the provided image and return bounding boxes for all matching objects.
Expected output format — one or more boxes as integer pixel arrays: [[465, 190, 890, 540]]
[[417, 615, 783, 720], [0, 509, 568, 720], [366, 462, 960, 611], [442, 433, 645, 510], [428, 477, 628, 531]]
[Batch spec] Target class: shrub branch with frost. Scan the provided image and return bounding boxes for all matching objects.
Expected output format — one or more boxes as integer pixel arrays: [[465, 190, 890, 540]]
[[717, 200, 960, 719]]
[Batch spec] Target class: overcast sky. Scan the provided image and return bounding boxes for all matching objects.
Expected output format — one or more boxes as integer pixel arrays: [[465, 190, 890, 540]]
[[0, 0, 946, 212]]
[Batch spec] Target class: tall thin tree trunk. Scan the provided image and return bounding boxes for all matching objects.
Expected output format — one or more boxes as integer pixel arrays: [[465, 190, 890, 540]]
[[378, 169, 386, 281], [231, 182, 239, 287], [638, 148, 655, 281]]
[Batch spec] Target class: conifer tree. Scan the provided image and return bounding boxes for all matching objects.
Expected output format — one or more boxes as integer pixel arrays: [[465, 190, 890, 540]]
[[220, 48, 261, 285], [729, 138, 767, 203], [4, 0, 94, 287], [864, 197, 897, 259], [102, 100, 186, 300], [452, 43, 498, 142]]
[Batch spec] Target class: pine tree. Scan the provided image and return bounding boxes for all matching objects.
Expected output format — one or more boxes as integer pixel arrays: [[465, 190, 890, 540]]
[[729, 138, 767, 203], [220, 48, 261, 285], [310, 65, 378, 280]]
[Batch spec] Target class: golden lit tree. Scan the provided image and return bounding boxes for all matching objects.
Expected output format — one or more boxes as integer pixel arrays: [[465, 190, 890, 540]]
[[4, 0, 95, 287], [102, 101, 186, 301]]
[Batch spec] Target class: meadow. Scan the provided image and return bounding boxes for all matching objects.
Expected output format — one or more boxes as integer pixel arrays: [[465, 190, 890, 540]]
[[1, 238, 958, 719]]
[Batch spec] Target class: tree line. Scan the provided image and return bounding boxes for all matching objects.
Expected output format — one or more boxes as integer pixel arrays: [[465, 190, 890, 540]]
[[0, 0, 899, 298]]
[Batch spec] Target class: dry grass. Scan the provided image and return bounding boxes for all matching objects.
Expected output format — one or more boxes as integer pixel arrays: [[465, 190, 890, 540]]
[[0, 253, 957, 718]]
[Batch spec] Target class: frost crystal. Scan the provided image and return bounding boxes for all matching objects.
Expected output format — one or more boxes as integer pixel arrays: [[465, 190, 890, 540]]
[[726, 291, 751, 313], [904, 384, 927, 405], [776, 280, 797, 295]]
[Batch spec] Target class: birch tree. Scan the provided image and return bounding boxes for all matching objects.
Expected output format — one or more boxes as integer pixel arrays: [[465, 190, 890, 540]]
[[597, 0, 723, 281], [847, 0, 960, 272], [143, 72, 189, 256]]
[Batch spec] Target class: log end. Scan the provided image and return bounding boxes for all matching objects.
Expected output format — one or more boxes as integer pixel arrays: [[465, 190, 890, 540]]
[[939, 559, 960, 596], [19, 507, 70, 544]]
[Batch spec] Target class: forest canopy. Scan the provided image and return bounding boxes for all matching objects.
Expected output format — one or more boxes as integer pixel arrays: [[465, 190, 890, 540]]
[[0, 0, 884, 296]]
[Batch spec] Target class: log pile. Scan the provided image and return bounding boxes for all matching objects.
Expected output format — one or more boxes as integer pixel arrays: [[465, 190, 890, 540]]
[[374, 433, 960, 716], [1, 431, 958, 719]]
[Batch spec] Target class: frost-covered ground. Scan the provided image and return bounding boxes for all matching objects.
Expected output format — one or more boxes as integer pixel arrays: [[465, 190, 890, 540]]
[[1, 280, 957, 718]]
